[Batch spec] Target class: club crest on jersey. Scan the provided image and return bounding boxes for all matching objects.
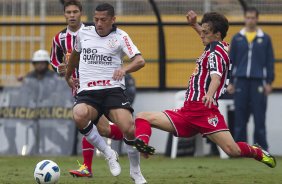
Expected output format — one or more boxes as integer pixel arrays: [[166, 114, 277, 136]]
[[208, 115, 218, 127], [108, 38, 118, 48]]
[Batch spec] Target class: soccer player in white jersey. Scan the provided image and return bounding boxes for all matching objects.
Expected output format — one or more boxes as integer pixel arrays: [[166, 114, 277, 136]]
[[65, 3, 147, 184], [50, 0, 124, 178]]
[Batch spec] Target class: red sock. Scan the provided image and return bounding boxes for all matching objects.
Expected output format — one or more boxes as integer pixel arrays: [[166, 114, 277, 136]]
[[82, 136, 94, 173], [237, 142, 263, 161], [109, 124, 123, 140], [135, 118, 152, 145]]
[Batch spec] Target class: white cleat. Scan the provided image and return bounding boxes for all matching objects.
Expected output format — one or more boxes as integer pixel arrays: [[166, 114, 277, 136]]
[[106, 150, 121, 176], [130, 170, 147, 184]]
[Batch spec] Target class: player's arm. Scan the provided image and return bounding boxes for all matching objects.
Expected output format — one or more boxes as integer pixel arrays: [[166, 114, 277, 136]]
[[113, 54, 145, 81], [203, 74, 221, 108], [203, 44, 225, 108], [113, 33, 145, 81], [226, 36, 237, 94], [65, 31, 81, 88], [264, 36, 275, 95], [50, 36, 66, 75], [186, 10, 202, 36], [123, 54, 145, 73], [65, 50, 80, 89]]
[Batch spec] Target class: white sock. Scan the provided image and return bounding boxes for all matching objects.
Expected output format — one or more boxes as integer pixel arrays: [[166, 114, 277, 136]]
[[85, 125, 112, 158], [125, 144, 140, 172]]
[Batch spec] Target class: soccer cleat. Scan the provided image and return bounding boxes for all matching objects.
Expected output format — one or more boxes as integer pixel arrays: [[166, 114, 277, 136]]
[[130, 170, 147, 184], [252, 144, 276, 168], [69, 161, 92, 178], [105, 150, 121, 176], [134, 138, 155, 155]]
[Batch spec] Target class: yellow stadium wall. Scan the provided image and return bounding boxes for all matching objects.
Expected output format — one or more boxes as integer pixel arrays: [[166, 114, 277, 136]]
[[1, 16, 282, 88]]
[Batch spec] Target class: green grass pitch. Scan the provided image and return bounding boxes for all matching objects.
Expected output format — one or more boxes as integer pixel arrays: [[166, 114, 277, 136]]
[[0, 155, 281, 184]]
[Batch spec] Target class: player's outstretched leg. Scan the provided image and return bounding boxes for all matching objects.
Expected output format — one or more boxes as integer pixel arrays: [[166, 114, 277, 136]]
[[208, 132, 276, 168], [134, 118, 155, 155], [69, 137, 94, 177], [251, 144, 276, 168], [237, 142, 276, 168]]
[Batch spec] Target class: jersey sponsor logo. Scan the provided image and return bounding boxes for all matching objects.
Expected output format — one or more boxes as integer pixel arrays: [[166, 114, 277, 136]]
[[208, 52, 216, 69], [87, 80, 112, 87], [82, 48, 112, 65], [208, 115, 218, 127], [123, 36, 133, 55]]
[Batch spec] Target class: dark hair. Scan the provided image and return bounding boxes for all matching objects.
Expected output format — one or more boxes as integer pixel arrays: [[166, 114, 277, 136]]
[[201, 12, 229, 40], [95, 3, 115, 17], [63, 0, 82, 12], [244, 7, 259, 17]]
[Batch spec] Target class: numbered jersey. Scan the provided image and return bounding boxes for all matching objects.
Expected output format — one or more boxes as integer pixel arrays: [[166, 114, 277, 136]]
[[74, 25, 140, 93], [185, 41, 231, 102]]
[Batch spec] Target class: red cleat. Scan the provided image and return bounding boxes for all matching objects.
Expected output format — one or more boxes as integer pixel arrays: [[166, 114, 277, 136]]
[[69, 161, 92, 178]]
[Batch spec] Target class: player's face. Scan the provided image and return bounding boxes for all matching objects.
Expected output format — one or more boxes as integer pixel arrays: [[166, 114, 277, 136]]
[[94, 11, 116, 36], [200, 23, 221, 46], [245, 11, 258, 30], [64, 5, 82, 30]]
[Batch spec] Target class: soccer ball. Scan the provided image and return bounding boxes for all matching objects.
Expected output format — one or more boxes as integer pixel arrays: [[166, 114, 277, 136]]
[[34, 160, 60, 184]]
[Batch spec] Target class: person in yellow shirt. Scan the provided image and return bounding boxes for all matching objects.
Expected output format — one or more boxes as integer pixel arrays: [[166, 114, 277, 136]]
[[228, 7, 275, 151]]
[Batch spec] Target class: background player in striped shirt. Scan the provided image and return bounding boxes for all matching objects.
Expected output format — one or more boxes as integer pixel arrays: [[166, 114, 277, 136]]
[[50, 0, 124, 178], [133, 10, 276, 169]]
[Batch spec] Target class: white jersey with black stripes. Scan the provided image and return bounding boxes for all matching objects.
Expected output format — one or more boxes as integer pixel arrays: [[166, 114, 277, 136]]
[[74, 26, 140, 93]]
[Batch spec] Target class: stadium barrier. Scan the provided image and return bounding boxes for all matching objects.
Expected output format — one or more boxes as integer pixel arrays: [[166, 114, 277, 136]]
[[0, 77, 76, 155]]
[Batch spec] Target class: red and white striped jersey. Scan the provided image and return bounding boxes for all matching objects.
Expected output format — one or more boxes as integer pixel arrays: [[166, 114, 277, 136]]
[[50, 24, 85, 79], [185, 41, 231, 102]]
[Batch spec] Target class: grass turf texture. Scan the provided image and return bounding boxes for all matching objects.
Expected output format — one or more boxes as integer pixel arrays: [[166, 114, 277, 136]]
[[0, 156, 281, 184]]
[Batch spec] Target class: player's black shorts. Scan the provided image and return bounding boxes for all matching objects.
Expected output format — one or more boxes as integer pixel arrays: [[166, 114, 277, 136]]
[[74, 87, 134, 120]]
